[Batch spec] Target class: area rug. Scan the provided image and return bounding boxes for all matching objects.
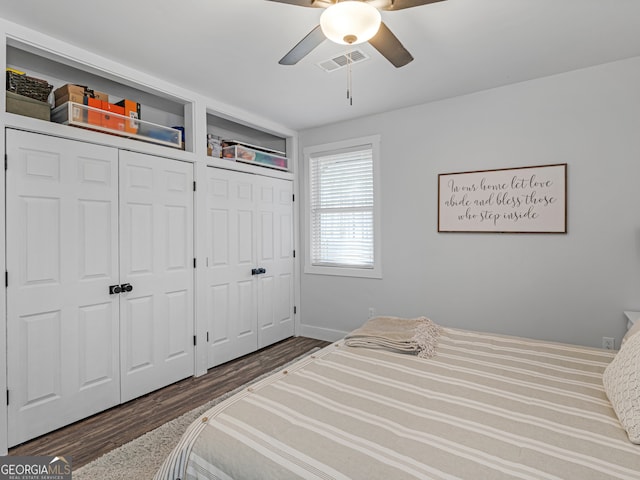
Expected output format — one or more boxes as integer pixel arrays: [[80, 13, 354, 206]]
[[73, 347, 321, 480]]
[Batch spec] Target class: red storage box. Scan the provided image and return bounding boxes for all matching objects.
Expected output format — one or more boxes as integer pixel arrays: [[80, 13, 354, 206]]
[[101, 101, 125, 131], [115, 99, 140, 134]]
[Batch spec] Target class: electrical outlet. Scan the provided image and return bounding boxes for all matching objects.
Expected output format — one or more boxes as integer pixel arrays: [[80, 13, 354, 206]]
[[368, 307, 375, 319], [602, 337, 615, 350]]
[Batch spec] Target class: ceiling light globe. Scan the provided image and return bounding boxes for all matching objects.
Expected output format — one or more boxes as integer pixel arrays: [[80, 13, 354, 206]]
[[320, 1, 382, 45]]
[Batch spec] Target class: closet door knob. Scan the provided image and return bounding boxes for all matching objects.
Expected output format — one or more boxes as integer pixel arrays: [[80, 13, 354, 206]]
[[251, 268, 260, 275], [109, 284, 122, 295], [121, 283, 133, 293]]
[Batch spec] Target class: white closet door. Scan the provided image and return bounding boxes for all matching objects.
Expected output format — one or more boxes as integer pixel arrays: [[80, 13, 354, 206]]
[[256, 176, 295, 348], [206, 168, 258, 367], [6, 129, 120, 446], [119, 151, 194, 402]]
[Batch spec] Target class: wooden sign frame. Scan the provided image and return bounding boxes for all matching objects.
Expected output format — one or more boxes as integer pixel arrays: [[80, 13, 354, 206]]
[[438, 164, 567, 233]]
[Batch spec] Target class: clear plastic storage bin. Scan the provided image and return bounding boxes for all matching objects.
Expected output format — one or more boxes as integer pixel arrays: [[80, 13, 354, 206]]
[[222, 142, 288, 171], [51, 101, 183, 149]]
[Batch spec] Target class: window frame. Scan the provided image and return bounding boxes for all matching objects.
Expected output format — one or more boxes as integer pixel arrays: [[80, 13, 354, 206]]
[[303, 135, 382, 279]]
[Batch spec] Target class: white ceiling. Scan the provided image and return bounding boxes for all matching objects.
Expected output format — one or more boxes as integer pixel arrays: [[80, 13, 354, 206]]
[[2, 0, 640, 131]]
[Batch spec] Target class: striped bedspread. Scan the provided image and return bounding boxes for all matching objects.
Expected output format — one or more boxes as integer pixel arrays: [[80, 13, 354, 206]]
[[154, 328, 640, 479]]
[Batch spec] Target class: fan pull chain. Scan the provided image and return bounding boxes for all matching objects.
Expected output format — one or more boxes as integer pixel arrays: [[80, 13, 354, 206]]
[[346, 50, 353, 106]]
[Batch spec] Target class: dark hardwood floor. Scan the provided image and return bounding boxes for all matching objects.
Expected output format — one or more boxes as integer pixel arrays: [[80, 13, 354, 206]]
[[9, 336, 330, 469]]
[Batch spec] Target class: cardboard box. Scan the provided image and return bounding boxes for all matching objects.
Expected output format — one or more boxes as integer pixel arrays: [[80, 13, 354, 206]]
[[115, 99, 140, 134], [54, 92, 87, 108], [53, 83, 83, 99], [101, 101, 125, 131], [53, 83, 108, 102], [6, 91, 50, 121], [88, 88, 108, 102]]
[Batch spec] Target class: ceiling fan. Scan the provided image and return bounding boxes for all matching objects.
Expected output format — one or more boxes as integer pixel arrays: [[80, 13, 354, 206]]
[[268, 0, 446, 68]]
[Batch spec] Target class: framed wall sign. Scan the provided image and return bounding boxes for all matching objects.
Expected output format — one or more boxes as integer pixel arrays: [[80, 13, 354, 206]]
[[438, 163, 567, 233]]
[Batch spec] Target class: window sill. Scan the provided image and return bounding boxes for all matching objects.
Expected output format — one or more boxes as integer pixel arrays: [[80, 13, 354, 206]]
[[304, 264, 382, 279]]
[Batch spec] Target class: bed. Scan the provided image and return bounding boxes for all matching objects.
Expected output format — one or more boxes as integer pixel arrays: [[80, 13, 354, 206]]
[[155, 319, 640, 480]]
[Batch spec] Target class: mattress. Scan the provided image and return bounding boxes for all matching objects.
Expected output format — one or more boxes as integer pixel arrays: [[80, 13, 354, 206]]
[[154, 328, 640, 479]]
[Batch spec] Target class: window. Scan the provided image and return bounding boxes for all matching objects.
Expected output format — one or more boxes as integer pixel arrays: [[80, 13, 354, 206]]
[[304, 135, 381, 278]]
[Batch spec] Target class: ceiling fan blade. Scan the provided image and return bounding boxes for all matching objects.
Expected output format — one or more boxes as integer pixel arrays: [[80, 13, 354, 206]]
[[368, 22, 413, 68], [265, 0, 331, 7], [279, 25, 326, 65], [377, 0, 446, 10]]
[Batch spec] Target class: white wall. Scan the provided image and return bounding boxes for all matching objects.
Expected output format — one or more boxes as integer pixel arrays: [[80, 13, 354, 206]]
[[298, 56, 640, 348]]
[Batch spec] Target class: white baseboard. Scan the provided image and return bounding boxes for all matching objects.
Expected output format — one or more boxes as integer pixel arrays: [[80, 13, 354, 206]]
[[298, 324, 347, 343]]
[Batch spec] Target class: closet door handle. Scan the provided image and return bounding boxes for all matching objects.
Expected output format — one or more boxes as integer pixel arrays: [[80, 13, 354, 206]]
[[252, 268, 260, 275], [121, 283, 133, 293], [109, 284, 122, 295], [258, 268, 266, 274]]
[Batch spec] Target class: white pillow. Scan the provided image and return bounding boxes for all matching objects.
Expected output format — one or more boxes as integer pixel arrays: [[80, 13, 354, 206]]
[[622, 320, 640, 346], [603, 332, 640, 444]]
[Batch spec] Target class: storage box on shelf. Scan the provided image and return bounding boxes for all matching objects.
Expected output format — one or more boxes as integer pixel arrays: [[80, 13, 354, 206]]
[[207, 134, 222, 158], [115, 98, 141, 134], [100, 101, 125, 130], [53, 83, 141, 133], [222, 141, 288, 171], [5, 68, 53, 120], [53, 83, 108, 106], [5, 91, 50, 120], [6, 68, 52, 102], [51, 101, 182, 149]]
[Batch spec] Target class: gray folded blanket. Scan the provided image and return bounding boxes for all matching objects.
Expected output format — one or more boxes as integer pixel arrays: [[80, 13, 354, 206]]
[[344, 316, 441, 358]]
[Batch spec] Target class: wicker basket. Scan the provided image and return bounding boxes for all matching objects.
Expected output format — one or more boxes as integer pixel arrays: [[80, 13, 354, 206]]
[[6, 70, 53, 102]]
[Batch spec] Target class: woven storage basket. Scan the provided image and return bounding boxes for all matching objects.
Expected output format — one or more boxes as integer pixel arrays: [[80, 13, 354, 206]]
[[6, 70, 53, 102]]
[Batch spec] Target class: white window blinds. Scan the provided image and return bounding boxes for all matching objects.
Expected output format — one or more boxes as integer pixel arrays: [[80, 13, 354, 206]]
[[309, 146, 374, 268]]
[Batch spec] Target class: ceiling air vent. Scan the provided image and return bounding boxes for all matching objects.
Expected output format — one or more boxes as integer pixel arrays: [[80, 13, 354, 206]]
[[317, 49, 369, 73]]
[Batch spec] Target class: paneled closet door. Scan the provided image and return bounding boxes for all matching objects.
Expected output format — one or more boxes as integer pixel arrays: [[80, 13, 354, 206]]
[[119, 151, 194, 402], [6, 129, 120, 446], [256, 175, 295, 348], [206, 167, 259, 367]]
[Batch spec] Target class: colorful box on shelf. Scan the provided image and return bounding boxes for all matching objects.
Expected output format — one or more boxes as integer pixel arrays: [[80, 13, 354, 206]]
[[100, 101, 125, 131], [115, 99, 141, 134], [51, 102, 182, 148], [222, 141, 288, 171]]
